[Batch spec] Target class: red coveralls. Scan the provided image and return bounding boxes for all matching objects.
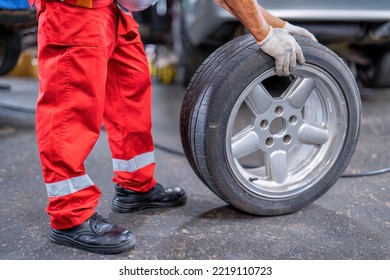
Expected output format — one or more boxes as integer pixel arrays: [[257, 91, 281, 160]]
[[29, 0, 156, 229]]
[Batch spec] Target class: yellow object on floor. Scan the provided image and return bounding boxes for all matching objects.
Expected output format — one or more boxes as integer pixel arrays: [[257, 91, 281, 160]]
[[146, 44, 178, 84]]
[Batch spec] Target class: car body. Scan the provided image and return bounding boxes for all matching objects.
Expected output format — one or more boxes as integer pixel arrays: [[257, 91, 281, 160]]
[[0, 0, 37, 75], [171, 0, 390, 87]]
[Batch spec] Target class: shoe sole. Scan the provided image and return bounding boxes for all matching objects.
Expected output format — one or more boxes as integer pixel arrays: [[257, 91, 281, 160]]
[[112, 195, 187, 213], [49, 230, 136, 254]]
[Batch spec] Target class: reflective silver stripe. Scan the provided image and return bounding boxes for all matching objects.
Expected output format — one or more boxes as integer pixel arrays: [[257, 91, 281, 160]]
[[113, 151, 155, 172], [46, 174, 94, 198]]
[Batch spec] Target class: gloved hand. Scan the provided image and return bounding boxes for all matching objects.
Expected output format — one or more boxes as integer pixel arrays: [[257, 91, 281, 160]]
[[257, 26, 305, 76], [283, 21, 318, 42]]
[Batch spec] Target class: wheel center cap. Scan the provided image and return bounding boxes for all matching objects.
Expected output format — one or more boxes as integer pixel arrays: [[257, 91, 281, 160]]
[[269, 117, 286, 135]]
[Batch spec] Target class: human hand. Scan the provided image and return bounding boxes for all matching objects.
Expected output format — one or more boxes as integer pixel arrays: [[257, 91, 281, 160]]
[[283, 22, 318, 42], [257, 26, 305, 76]]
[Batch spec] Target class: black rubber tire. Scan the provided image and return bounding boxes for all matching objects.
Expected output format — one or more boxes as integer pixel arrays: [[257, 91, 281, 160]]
[[358, 49, 390, 87], [180, 34, 361, 215], [0, 29, 22, 76], [171, 0, 215, 86]]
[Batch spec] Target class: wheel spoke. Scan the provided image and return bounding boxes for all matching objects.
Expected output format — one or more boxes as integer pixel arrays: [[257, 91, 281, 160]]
[[298, 123, 329, 145], [266, 150, 288, 183], [231, 127, 260, 159], [287, 78, 315, 109], [245, 84, 274, 115]]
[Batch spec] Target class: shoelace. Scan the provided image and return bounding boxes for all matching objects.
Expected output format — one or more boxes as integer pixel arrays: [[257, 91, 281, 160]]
[[89, 213, 109, 234]]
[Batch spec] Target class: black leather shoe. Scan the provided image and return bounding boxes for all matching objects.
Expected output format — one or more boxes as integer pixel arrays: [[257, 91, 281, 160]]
[[49, 213, 135, 254], [112, 183, 187, 212]]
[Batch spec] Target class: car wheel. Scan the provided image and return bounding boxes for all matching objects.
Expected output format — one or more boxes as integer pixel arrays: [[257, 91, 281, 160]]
[[0, 29, 22, 76], [171, 0, 214, 86], [180, 34, 361, 215]]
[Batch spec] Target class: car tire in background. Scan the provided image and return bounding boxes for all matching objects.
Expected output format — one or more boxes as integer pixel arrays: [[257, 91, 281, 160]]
[[358, 49, 390, 88], [180, 34, 362, 216], [0, 29, 22, 76], [171, 0, 216, 86]]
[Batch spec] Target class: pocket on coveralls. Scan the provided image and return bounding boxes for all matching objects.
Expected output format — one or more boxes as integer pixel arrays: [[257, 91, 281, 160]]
[[117, 8, 141, 44], [41, 2, 103, 47]]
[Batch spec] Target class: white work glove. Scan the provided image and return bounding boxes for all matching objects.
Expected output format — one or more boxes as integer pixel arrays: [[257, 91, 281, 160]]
[[257, 26, 305, 76], [283, 22, 318, 42]]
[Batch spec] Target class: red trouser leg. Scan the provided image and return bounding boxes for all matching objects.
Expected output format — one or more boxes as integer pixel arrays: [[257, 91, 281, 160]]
[[36, 2, 118, 230], [103, 9, 156, 193]]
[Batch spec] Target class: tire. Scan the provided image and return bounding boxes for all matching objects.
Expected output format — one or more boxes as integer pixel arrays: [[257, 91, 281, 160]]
[[171, 0, 215, 86], [180, 34, 361, 215], [0, 29, 22, 76], [358, 50, 390, 87]]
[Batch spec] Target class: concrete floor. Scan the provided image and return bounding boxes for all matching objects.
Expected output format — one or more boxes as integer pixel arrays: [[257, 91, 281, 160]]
[[0, 76, 389, 260]]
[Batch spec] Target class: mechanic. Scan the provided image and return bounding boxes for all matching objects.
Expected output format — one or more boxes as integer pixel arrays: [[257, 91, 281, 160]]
[[29, 0, 186, 255], [28, 0, 316, 255], [215, 0, 317, 76]]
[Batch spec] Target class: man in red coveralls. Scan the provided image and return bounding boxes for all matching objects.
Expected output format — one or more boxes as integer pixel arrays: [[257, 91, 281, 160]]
[[29, 0, 316, 254]]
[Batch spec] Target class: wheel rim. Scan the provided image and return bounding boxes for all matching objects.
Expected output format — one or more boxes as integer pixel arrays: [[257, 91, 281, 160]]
[[226, 65, 348, 199]]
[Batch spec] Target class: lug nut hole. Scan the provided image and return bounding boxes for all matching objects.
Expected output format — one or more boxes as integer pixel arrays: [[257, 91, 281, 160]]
[[289, 116, 297, 125], [265, 138, 274, 147], [283, 135, 292, 144], [260, 120, 269, 129], [275, 106, 283, 115]]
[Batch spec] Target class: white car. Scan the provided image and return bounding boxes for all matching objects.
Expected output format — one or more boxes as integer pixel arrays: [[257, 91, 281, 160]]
[[171, 0, 390, 87]]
